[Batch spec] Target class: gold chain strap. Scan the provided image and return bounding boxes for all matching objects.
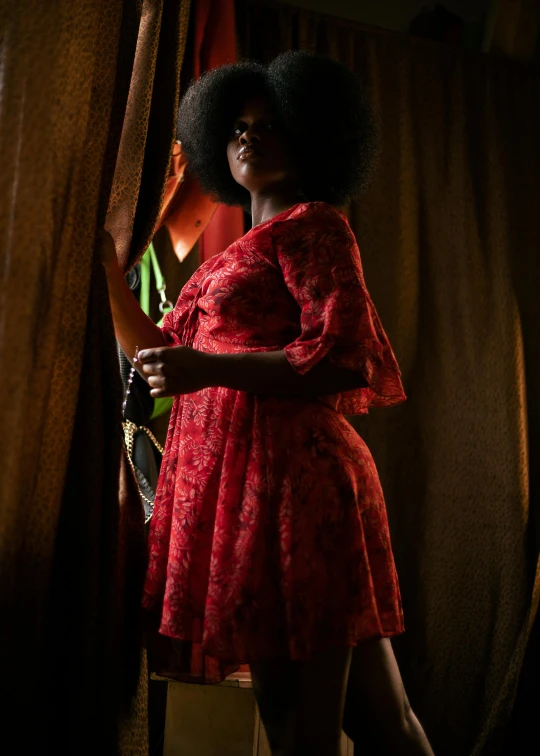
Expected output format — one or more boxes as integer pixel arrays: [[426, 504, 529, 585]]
[[123, 419, 164, 522], [123, 418, 164, 456], [121, 346, 165, 523]]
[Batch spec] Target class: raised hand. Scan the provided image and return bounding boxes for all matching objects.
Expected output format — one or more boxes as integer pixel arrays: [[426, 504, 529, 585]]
[[96, 228, 119, 268]]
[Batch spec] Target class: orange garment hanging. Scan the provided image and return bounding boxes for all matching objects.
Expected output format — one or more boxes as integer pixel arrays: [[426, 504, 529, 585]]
[[154, 141, 217, 263]]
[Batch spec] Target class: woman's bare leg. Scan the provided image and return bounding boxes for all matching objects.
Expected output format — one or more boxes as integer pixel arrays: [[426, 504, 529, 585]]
[[343, 637, 434, 755], [250, 646, 352, 756]]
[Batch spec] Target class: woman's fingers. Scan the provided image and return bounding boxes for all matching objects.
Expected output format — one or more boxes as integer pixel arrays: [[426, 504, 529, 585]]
[[136, 345, 194, 397], [150, 390, 167, 399], [149, 387, 170, 399], [96, 228, 118, 265], [138, 348, 164, 364], [140, 360, 164, 377], [147, 373, 166, 388]]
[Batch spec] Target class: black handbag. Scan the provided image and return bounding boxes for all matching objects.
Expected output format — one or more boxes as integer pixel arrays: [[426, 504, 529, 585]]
[[120, 344, 163, 524], [119, 248, 173, 524]]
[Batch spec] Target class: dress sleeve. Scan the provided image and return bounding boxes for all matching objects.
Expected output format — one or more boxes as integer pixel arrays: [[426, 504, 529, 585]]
[[272, 202, 406, 415]]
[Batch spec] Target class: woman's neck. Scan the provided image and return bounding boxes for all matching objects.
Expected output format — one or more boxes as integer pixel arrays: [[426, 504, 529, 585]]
[[250, 190, 306, 227]]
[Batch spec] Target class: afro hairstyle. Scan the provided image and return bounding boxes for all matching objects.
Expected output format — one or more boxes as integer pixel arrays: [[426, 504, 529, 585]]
[[176, 50, 380, 208]]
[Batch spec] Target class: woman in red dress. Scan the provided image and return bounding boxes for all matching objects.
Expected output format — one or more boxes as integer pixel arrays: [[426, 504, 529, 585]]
[[100, 52, 433, 756]]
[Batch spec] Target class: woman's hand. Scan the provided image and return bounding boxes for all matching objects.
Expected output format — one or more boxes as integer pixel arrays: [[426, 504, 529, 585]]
[[96, 228, 119, 269], [137, 346, 213, 397]]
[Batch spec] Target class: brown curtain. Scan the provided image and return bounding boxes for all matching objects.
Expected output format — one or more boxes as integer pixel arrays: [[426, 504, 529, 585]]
[[484, 0, 540, 60], [239, 2, 540, 754], [0, 1, 190, 754]]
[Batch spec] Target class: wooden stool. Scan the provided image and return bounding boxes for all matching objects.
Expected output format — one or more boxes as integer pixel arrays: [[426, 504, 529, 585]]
[[158, 670, 354, 756]]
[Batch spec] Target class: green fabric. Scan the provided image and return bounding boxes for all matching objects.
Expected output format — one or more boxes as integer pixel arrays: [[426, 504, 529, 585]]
[[139, 252, 151, 316], [140, 244, 174, 419], [147, 243, 166, 292], [151, 396, 173, 420]]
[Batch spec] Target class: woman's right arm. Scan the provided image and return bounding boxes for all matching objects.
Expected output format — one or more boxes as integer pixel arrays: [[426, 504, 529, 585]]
[[98, 230, 166, 363]]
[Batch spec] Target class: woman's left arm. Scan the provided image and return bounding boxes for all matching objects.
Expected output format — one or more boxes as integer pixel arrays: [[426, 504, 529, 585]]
[[137, 346, 367, 399]]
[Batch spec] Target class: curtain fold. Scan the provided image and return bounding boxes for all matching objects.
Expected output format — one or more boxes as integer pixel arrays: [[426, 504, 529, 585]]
[[238, 3, 540, 754], [0, 1, 191, 754], [106, 0, 191, 270]]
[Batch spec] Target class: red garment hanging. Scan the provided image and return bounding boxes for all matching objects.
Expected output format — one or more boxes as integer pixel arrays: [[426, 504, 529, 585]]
[[193, 0, 245, 262]]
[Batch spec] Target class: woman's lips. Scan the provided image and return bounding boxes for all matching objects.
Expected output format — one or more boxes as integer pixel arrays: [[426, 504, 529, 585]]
[[238, 147, 264, 161]]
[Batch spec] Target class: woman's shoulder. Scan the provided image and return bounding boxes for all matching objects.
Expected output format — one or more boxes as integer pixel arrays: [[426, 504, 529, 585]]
[[272, 201, 354, 247], [286, 200, 346, 223], [273, 201, 349, 234]]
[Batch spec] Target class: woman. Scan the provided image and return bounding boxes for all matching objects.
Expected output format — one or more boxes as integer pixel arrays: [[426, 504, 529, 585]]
[[100, 51, 434, 756]]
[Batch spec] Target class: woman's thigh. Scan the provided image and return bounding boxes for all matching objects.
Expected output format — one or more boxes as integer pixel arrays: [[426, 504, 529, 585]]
[[250, 646, 353, 756]]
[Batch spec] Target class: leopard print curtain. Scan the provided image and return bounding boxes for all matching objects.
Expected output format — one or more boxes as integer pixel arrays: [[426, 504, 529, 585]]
[[0, 1, 190, 754], [238, 2, 540, 754]]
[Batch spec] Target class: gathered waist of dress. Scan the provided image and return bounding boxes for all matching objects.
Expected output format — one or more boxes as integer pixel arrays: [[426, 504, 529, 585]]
[[192, 332, 347, 417], [192, 331, 290, 355]]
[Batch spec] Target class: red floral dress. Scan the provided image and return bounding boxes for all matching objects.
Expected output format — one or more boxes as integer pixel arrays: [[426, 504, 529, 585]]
[[142, 201, 406, 683]]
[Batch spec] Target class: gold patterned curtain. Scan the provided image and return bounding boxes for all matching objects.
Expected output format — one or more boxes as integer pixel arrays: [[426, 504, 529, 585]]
[[0, 1, 190, 754], [239, 2, 540, 754]]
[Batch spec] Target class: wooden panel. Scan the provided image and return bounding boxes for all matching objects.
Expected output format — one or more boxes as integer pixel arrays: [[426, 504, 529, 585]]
[[254, 708, 354, 756], [253, 706, 272, 756], [164, 682, 256, 756], [164, 678, 355, 756], [341, 730, 354, 755]]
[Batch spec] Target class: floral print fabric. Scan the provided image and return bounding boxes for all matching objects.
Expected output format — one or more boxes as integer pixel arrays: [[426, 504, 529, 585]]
[[143, 202, 406, 682]]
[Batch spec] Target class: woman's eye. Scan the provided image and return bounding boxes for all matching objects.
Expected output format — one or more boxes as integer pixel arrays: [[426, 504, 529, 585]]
[[230, 120, 278, 137], [232, 122, 246, 136]]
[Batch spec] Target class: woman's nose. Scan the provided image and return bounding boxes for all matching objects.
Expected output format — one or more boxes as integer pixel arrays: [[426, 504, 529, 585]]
[[240, 127, 261, 144]]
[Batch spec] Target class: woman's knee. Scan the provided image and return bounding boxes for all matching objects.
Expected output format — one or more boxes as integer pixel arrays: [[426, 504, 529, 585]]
[[344, 687, 414, 736], [344, 638, 414, 732], [398, 696, 423, 740]]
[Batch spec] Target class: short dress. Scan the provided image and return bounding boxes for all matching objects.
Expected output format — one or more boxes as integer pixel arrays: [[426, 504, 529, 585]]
[[142, 201, 407, 683]]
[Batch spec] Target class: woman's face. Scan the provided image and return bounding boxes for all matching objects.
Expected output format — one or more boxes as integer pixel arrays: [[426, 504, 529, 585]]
[[227, 94, 300, 196]]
